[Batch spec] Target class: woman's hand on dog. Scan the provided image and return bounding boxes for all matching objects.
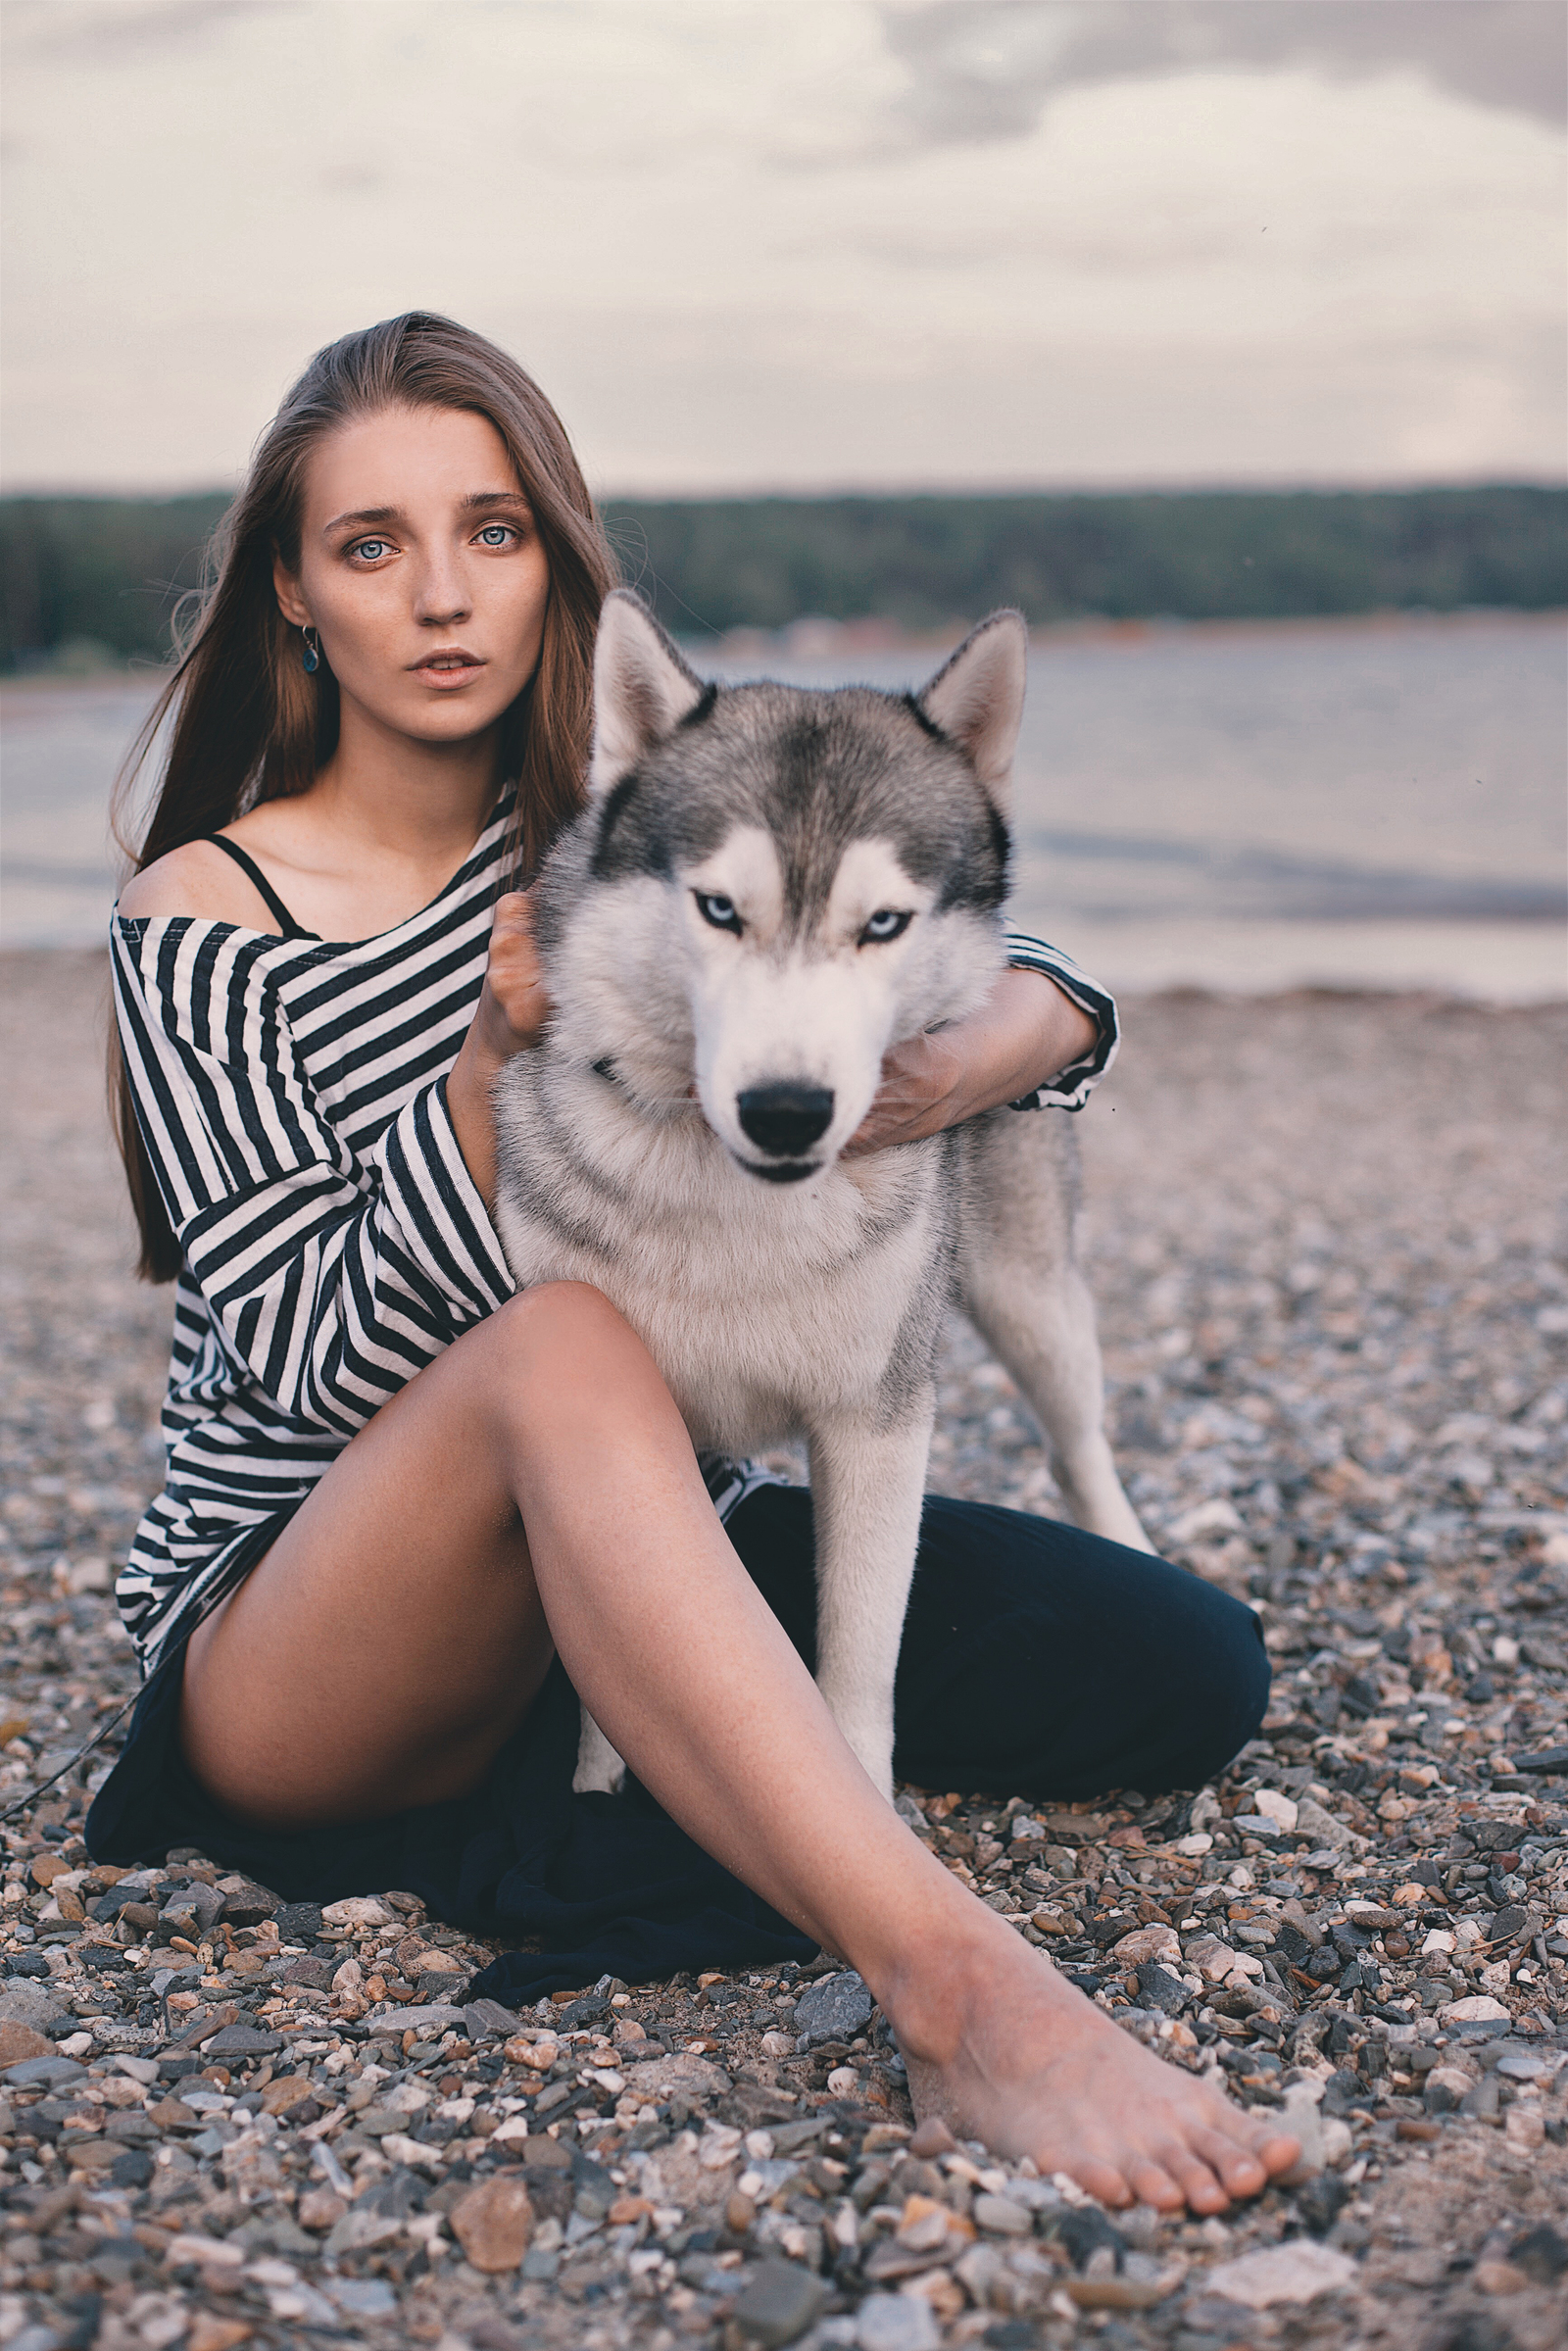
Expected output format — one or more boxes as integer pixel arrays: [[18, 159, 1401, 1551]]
[[448, 892, 554, 1203], [847, 969, 1100, 1154], [475, 891, 554, 1058], [846, 1026, 974, 1153]]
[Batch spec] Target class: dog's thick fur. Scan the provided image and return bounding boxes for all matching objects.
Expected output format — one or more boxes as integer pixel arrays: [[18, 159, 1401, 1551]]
[[493, 591, 1151, 1800]]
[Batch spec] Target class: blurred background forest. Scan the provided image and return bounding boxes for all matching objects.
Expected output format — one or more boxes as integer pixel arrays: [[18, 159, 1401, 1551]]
[[2, 483, 1564, 668]]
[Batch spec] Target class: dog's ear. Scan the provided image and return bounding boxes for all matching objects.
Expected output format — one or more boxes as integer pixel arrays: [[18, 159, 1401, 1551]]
[[590, 589, 710, 793], [916, 609, 1028, 803]]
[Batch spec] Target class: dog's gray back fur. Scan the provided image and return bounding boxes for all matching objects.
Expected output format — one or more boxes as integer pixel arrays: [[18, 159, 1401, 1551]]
[[494, 593, 1148, 1796]]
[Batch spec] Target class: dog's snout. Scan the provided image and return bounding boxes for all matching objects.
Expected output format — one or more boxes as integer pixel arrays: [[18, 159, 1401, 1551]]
[[736, 1084, 835, 1157]]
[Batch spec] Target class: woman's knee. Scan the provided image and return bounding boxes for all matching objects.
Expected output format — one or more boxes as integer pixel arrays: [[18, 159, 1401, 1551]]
[[485, 1281, 636, 1380], [482, 1284, 674, 1445]]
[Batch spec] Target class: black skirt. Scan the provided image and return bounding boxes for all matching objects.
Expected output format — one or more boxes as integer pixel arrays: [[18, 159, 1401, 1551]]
[[86, 1488, 1268, 2004]]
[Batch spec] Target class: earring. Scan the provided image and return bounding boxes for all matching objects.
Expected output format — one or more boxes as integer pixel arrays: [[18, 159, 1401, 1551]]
[[301, 625, 320, 675]]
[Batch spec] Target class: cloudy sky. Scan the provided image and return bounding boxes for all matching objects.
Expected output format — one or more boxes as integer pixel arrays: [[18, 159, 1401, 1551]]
[[2, 0, 1563, 495]]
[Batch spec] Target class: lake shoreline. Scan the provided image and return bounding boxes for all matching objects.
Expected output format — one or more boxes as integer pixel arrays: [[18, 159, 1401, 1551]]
[[5, 613, 1563, 993]]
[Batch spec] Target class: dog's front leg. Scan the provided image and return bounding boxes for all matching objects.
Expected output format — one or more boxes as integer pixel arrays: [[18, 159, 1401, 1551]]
[[807, 1404, 935, 1802]]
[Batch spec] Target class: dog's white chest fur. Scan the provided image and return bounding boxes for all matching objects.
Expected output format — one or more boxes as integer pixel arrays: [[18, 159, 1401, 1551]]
[[494, 1069, 946, 1457]]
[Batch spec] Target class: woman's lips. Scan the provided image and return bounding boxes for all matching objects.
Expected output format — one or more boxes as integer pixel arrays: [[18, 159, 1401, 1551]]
[[411, 651, 485, 688]]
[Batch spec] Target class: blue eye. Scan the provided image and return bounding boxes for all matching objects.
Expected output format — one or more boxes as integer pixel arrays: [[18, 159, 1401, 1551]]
[[696, 892, 743, 934], [859, 908, 911, 945], [476, 524, 514, 547], [351, 538, 389, 563]]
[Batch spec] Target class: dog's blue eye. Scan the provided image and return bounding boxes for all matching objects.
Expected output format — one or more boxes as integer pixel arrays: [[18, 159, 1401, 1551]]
[[696, 892, 743, 934], [859, 908, 911, 945]]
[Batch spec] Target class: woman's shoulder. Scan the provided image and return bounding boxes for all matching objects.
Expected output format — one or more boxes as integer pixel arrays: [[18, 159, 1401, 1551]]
[[118, 837, 278, 928]]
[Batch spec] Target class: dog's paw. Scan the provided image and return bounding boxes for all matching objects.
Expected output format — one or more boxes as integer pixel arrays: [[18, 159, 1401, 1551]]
[[573, 1709, 627, 1796]]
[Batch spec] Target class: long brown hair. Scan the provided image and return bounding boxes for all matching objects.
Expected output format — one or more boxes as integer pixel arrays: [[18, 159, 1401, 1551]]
[[111, 312, 619, 1281]]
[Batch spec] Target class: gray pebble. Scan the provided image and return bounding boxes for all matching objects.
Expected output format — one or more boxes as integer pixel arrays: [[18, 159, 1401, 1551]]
[[201, 2024, 283, 2056], [3, 2053, 86, 2089], [856, 2294, 940, 2351], [728, 2256, 827, 2348], [972, 2192, 1033, 2235], [0, 1983, 68, 2033], [794, 1970, 873, 2047]]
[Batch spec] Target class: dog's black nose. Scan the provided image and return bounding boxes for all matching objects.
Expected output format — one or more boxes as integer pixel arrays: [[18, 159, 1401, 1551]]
[[736, 1084, 835, 1156]]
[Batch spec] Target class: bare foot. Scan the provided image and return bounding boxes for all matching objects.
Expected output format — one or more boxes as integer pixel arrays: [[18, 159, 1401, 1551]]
[[890, 1923, 1299, 2214]]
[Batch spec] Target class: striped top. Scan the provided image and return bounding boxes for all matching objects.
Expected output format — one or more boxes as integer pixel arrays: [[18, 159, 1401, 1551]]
[[112, 793, 1120, 1670]]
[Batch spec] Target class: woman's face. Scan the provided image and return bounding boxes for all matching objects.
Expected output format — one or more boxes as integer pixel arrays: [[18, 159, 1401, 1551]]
[[275, 404, 551, 750]]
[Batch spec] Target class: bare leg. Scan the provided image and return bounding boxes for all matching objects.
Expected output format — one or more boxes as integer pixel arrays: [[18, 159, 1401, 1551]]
[[182, 1282, 1296, 2211]]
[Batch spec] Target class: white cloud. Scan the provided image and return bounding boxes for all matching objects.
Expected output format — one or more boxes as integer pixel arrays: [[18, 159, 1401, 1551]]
[[882, 0, 1568, 142], [1, 0, 1561, 490]]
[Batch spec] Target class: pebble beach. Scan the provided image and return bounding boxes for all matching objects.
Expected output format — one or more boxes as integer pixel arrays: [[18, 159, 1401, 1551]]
[[1, 948, 1565, 2351]]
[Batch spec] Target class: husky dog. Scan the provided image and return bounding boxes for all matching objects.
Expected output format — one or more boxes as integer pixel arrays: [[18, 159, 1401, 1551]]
[[493, 590, 1151, 1801]]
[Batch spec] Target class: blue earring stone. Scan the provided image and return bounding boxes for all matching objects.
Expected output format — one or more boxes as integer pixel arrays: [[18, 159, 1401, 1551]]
[[301, 631, 319, 674]]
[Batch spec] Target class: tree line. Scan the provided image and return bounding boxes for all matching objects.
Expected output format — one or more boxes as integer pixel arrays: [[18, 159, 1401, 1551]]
[[2, 483, 1562, 669]]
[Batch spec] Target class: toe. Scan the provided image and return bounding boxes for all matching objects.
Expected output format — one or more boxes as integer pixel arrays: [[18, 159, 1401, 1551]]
[[1191, 2128, 1266, 2200], [1072, 2157, 1138, 2209], [1125, 2157, 1191, 2213], [1254, 2129, 1303, 2179], [1149, 2142, 1231, 2216], [1219, 2149, 1267, 2198]]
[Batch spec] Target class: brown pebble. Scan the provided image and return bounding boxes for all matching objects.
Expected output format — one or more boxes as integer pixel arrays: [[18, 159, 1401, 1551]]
[[176, 2003, 239, 2048], [258, 2075, 315, 2117], [1066, 2276, 1175, 2310], [185, 2319, 254, 2351], [148, 2098, 198, 2130], [0, 2022, 53, 2067], [1396, 2119, 1445, 2141], [505, 2032, 558, 2073], [449, 2173, 536, 2273], [296, 2188, 346, 2232], [907, 2115, 958, 2159], [726, 2188, 757, 2234], [1474, 2259, 1530, 2297]]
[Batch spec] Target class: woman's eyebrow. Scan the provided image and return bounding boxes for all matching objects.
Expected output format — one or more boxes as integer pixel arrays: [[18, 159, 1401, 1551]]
[[321, 490, 531, 535], [322, 504, 403, 535]]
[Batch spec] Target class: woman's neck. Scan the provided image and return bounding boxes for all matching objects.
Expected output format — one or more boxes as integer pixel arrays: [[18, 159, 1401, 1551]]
[[227, 703, 507, 942], [310, 701, 504, 864]]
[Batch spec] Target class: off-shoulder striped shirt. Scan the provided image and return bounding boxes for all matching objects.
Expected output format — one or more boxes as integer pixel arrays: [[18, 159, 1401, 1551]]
[[111, 794, 1119, 1670]]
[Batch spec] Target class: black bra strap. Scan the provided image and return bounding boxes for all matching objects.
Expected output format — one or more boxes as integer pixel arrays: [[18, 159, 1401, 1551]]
[[201, 837, 319, 941]]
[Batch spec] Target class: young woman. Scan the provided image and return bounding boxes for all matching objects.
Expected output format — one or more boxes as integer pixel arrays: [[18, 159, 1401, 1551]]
[[95, 313, 1298, 2211]]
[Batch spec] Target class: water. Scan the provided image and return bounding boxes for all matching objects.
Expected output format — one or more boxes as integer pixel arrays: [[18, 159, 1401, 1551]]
[[3, 612, 1563, 997]]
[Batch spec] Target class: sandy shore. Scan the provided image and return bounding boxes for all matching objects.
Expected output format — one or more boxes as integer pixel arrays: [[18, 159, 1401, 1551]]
[[1, 950, 1565, 2349]]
